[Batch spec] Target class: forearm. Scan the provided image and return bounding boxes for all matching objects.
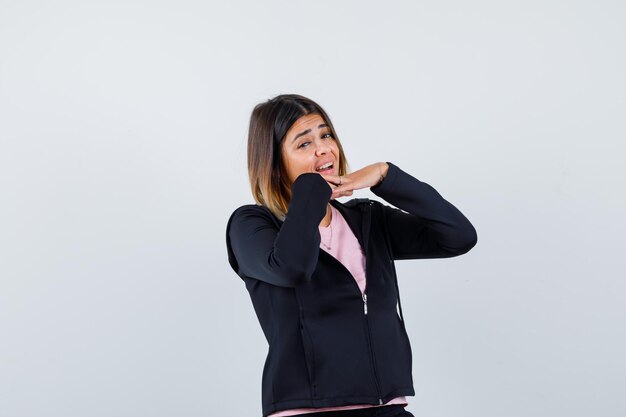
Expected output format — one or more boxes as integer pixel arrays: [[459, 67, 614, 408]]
[[228, 173, 332, 286], [272, 173, 332, 279], [371, 162, 477, 257]]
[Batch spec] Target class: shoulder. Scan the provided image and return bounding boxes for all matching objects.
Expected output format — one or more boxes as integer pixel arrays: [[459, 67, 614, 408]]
[[229, 203, 269, 218], [342, 197, 375, 208], [336, 197, 387, 223], [340, 198, 392, 227], [226, 203, 281, 232], [342, 197, 383, 211]]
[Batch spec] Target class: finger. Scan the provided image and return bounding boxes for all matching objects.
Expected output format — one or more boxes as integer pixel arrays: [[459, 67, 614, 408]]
[[332, 189, 353, 198], [320, 173, 342, 185]]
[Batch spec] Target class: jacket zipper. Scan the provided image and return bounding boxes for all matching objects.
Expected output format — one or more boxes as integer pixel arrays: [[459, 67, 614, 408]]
[[321, 201, 384, 405], [360, 202, 384, 405], [362, 293, 368, 315], [361, 289, 383, 404], [320, 252, 383, 404]]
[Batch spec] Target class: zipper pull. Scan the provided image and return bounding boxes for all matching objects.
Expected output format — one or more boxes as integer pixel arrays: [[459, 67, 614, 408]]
[[362, 293, 368, 315], [379, 398, 383, 405]]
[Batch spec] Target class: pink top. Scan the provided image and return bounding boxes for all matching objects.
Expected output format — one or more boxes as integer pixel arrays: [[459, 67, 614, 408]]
[[268, 204, 408, 417]]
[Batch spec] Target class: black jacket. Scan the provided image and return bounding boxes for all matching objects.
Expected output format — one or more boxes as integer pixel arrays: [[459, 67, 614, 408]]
[[225, 162, 477, 417]]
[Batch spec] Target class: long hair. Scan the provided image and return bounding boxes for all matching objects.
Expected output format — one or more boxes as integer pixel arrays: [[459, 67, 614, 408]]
[[247, 94, 349, 220]]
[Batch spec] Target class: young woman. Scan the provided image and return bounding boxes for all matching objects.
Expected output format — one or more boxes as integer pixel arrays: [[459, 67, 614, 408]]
[[226, 94, 478, 417]]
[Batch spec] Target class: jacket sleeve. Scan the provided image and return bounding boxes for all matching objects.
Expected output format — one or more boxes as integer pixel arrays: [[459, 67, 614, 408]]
[[370, 162, 478, 259], [227, 173, 332, 287]]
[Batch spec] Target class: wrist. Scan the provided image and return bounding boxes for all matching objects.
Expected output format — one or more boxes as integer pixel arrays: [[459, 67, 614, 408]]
[[376, 162, 388, 185], [379, 162, 389, 177]]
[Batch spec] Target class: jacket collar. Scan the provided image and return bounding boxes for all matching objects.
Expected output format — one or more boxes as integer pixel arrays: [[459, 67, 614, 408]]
[[329, 198, 371, 256], [269, 198, 372, 255]]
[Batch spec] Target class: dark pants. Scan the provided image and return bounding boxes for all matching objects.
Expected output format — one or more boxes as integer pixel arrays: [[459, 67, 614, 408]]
[[291, 404, 414, 417]]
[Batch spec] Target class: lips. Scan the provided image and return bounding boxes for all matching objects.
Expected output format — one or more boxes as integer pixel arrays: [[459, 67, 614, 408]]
[[315, 160, 334, 171]]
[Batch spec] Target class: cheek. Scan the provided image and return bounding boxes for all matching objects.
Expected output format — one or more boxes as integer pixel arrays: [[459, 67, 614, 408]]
[[333, 144, 341, 159], [281, 150, 294, 179], [282, 151, 304, 181]]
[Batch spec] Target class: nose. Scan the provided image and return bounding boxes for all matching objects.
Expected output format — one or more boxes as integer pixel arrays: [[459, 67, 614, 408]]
[[315, 139, 331, 156]]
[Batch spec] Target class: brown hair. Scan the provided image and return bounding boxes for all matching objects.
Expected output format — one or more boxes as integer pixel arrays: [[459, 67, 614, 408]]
[[247, 94, 349, 220]]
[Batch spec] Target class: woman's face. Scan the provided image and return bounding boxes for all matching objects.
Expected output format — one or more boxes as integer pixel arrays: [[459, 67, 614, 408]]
[[281, 113, 340, 186]]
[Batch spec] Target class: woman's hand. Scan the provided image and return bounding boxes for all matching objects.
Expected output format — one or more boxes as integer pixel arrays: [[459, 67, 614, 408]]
[[320, 162, 389, 200]]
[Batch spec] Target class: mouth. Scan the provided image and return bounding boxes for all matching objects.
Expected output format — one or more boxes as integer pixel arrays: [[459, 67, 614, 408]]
[[315, 161, 335, 174]]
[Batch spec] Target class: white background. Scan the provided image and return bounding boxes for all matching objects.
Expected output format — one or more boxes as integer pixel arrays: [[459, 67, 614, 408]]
[[1, 1, 625, 416]]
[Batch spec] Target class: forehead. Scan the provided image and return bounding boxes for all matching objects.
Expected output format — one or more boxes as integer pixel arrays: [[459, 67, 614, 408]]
[[286, 113, 327, 137]]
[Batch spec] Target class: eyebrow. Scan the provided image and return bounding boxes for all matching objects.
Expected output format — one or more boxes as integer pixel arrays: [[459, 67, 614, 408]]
[[291, 124, 329, 142]]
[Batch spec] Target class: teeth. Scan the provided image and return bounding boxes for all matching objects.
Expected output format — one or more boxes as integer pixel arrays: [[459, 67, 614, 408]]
[[317, 162, 333, 171]]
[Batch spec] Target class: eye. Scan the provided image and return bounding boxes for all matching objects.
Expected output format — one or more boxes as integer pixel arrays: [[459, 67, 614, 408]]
[[297, 141, 310, 149], [322, 132, 334, 139]]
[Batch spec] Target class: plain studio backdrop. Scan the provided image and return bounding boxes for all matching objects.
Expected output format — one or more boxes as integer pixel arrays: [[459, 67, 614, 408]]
[[1, 1, 625, 416]]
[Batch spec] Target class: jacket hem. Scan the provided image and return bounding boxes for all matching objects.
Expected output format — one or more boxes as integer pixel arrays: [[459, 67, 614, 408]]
[[263, 388, 415, 417]]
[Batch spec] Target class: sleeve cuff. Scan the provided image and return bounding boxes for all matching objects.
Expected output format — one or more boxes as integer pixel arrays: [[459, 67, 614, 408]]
[[288, 173, 332, 221], [370, 161, 399, 195]]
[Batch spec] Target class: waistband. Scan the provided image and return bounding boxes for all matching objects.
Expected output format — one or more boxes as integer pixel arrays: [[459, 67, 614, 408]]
[[291, 404, 407, 417]]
